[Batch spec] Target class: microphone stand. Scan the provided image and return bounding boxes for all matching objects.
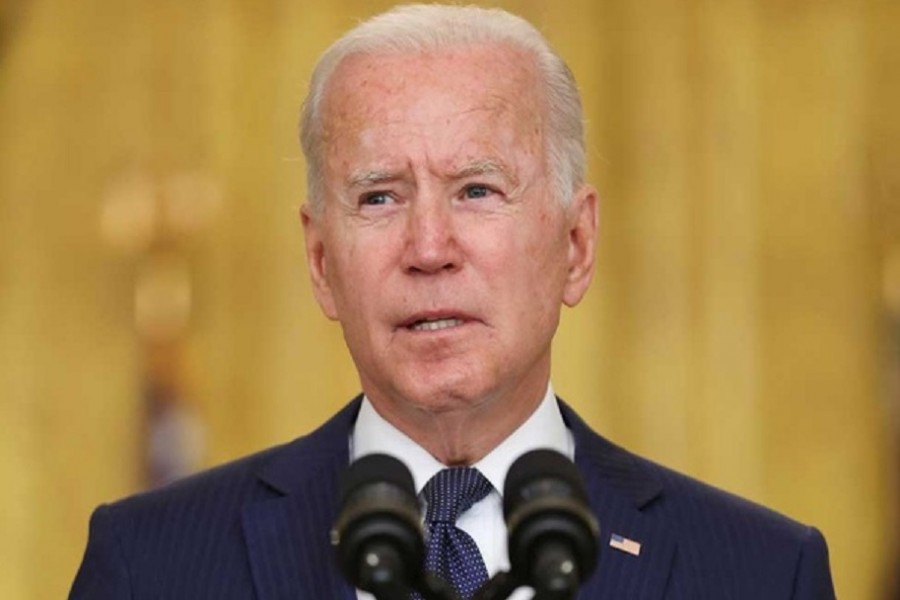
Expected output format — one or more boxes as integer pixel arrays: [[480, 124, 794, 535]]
[[399, 569, 516, 600], [414, 573, 463, 600], [352, 543, 460, 600], [471, 570, 520, 600], [532, 593, 576, 600], [366, 571, 462, 600], [470, 563, 579, 600], [368, 565, 576, 600]]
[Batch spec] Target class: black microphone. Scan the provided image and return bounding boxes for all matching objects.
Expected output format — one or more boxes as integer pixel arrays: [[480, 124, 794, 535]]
[[502, 449, 599, 600], [332, 454, 426, 599]]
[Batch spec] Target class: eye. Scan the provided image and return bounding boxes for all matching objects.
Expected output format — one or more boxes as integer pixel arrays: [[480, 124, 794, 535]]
[[360, 191, 393, 206], [462, 184, 493, 200]]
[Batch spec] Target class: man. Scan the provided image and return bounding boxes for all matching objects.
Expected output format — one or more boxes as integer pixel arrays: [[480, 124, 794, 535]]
[[70, 4, 836, 599]]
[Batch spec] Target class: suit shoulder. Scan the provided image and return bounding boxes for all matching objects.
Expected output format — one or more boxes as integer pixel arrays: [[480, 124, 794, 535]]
[[104, 398, 359, 518], [640, 454, 813, 538], [563, 401, 815, 544], [563, 401, 835, 597], [634, 452, 834, 597], [105, 441, 289, 520]]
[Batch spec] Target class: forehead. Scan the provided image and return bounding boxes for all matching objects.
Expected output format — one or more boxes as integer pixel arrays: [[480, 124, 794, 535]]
[[319, 43, 546, 174]]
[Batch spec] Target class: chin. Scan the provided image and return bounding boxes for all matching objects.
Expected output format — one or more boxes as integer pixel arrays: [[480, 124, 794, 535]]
[[396, 373, 494, 415]]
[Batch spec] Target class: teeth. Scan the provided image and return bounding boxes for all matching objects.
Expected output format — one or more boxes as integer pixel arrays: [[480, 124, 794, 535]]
[[411, 318, 463, 331]]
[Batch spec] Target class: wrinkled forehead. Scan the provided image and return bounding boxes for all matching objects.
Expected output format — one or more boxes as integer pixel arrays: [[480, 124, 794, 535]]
[[318, 43, 548, 150]]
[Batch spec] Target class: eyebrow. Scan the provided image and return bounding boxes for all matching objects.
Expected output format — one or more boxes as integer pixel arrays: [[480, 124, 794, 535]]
[[346, 169, 399, 189], [453, 158, 509, 180], [345, 158, 517, 189]]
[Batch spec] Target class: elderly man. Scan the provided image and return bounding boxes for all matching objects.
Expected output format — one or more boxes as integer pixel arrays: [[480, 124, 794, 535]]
[[71, 4, 835, 599]]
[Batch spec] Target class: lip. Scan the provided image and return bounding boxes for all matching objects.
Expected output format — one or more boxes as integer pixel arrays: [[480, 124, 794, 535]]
[[396, 310, 480, 331]]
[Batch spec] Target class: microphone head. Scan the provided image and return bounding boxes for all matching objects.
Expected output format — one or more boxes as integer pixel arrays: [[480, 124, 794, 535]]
[[503, 448, 589, 516], [503, 449, 600, 588], [339, 453, 417, 505], [333, 454, 425, 592]]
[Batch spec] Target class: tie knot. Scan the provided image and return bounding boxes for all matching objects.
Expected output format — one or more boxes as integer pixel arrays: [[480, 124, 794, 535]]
[[423, 468, 492, 524]]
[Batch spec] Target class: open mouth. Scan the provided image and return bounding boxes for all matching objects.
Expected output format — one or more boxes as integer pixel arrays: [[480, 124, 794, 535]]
[[408, 317, 465, 332]]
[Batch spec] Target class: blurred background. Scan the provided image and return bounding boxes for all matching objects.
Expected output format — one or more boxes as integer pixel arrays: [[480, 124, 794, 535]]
[[1, 0, 898, 598]]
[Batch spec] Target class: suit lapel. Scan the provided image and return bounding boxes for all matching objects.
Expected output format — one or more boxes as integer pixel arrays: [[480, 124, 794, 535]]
[[561, 402, 677, 600], [240, 397, 675, 599], [242, 400, 361, 600]]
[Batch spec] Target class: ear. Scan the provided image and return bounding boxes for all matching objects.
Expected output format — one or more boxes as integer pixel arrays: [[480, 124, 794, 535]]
[[561, 184, 598, 307], [301, 204, 339, 320]]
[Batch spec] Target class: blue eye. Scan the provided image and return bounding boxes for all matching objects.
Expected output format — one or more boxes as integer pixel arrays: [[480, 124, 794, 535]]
[[464, 185, 492, 199], [361, 192, 391, 206]]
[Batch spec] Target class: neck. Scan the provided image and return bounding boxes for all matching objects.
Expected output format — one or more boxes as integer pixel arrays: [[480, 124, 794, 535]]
[[368, 380, 549, 466]]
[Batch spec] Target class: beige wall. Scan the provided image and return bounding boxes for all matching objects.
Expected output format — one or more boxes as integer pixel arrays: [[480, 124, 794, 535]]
[[1, 0, 898, 598]]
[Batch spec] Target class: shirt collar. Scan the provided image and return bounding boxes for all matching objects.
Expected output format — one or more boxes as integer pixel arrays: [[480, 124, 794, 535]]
[[351, 385, 573, 496]]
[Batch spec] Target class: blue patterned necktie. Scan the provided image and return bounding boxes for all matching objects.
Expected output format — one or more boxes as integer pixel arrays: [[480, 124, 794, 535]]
[[418, 467, 493, 600]]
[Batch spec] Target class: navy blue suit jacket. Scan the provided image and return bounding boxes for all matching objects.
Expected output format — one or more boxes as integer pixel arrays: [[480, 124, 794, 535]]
[[70, 398, 836, 599]]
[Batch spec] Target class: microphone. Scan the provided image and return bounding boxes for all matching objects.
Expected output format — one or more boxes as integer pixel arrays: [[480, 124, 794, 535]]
[[502, 449, 599, 600], [332, 454, 426, 599]]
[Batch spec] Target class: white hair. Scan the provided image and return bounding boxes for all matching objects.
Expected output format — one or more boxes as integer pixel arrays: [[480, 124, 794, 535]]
[[299, 3, 585, 213]]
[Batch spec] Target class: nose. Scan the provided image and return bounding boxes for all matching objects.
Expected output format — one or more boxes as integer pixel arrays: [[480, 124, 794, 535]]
[[402, 195, 461, 275]]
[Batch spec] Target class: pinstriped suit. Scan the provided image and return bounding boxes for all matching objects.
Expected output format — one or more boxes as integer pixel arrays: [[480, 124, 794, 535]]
[[70, 397, 836, 599]]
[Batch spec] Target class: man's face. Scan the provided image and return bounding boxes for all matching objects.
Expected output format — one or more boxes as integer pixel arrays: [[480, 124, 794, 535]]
[[303, 43, 596, 431]]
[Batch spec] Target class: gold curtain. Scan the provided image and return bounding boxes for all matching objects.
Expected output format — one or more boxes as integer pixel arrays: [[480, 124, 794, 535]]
[[1, 0, 897, 598]]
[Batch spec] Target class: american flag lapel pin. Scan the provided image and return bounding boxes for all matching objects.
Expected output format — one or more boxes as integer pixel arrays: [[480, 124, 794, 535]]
[[609, 533, 642, 556]]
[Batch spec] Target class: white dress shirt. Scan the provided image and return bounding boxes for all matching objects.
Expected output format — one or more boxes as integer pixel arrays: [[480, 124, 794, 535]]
[[351, 385, 575, 600]]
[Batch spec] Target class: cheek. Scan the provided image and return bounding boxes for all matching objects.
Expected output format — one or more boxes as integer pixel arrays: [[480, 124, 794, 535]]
[[336, 254, 364, 299], [326, 229, 395, 312], [476, 221, 565, 303], [522, 213, 568, 276], [321, 230, 361, 309]]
